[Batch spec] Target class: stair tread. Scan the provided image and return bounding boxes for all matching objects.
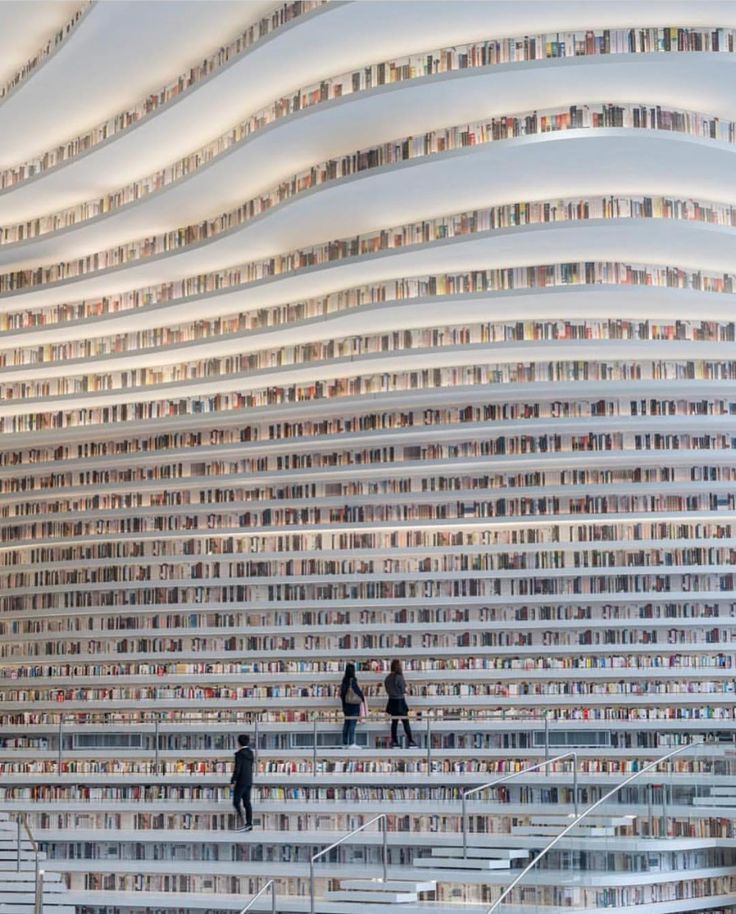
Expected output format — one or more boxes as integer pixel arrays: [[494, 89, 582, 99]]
[[431, 847, 529, 859], [340, 880, 436, 891], [324, 891, 418, 903], [413, 857, 511, 870]]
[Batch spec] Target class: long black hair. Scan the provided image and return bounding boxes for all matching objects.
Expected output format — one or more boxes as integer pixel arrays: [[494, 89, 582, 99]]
[[342, 662, 356, 682]]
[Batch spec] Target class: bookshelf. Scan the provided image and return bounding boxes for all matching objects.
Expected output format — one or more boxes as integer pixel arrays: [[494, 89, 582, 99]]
[[2, 4, 736, 912], [1, 101, 735, 283]]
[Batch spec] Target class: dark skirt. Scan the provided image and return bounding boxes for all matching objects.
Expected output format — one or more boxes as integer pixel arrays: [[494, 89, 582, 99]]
[[386, 697, 409, 716]]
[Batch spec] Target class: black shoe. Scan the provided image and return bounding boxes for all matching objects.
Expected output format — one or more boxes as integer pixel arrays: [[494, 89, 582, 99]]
[[390, 742, 400, 748], [243, 824, 253, 832], [407, 741, 418, 748]]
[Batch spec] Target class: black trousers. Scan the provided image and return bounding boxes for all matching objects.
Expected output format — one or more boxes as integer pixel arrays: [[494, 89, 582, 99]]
[[391, 716, 413, 744], [233, 783, 253, 826]]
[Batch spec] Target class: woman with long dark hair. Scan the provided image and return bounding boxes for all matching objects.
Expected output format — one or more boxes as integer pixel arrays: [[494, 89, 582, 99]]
[[384, 658, 417, 747], [339, 662, 364, 747]]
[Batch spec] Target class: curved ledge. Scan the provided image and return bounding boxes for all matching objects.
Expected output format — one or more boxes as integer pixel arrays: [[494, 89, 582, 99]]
[[3, 77, 736, 277], [0, 2, 86, 105], [0, 411, 733, 490], [0, 508, 733, 554], [4, 0, 736, 219], [0, 335, 734, 418], [0, 0, 279, 169], [1, 130, 736, 313], [1, 45, 735, 234], [2, 243, 736, 379], [3, 377, 735, 450], [2, 458, 735, 519], [0, 463, 733, 530]]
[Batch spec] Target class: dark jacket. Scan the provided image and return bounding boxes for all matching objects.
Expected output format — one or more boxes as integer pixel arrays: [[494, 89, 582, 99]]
[[384, 672, 409, 715], [384, 672, 406, 699], [231, 746, 254, 787], [340, 676, 364, 713]]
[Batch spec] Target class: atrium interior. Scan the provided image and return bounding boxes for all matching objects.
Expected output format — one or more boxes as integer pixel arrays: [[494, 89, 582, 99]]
[[1, 1, 736, 912]]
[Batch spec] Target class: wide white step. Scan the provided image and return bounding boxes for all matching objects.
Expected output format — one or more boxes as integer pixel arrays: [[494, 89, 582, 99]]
[[324, 890, 417, 903], [0, 881, 67, 893], [413, 856, 511, 870], [512, 825, 616, 836], [0, 908, 74, 914], [528, 815, 631, 826], [339, 880, 436, 892], [430, 847, 528, 860]]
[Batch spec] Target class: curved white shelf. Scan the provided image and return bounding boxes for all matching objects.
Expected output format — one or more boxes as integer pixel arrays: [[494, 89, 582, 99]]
[[5, 272, 736, 379], [0, 10, 735, 910], [2, 334, 734, 417], [2, 52, 736, 258], [6, 1, 736, 223], [0, 2, 82, 93], [3, 378, 735, 451], [2, 131, 736, 316], [0, 0, 277, 169]]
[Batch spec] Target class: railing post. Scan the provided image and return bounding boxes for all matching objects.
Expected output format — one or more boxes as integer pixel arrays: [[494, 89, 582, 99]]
[[382, 815, 388, 882], [462, 792, 468, 857], [254, 718, 259, 764], [16, 815, 21, 871], [57, 713, 64, 772], [544, 716, 549, 762], [34, 866, 43, 914], [661, 762, 670, 837], [271, 878, 277, 914], [572, 752, 579, 818], [648, 781, 653, 836], [154, 712, 160, 774], [33, 869, 43, 914], [312, 718, 318, 777], [309, 858, 315, 914], [425, 717, 431, 772]]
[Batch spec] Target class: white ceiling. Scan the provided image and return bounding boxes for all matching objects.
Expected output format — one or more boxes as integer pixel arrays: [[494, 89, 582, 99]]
[[0, 0, 80, 89]]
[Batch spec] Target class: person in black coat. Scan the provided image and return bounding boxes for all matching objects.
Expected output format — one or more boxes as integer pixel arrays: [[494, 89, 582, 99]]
[[339, 662, 365, 747], [230, 733, 254, 831], [384, 658, 417, 747]]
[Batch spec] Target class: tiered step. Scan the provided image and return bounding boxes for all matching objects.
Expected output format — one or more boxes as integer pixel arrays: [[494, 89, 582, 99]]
[[512, 814, 633, 837], [0, 814, 72, 912], [414, 844, 525, 870], [324, 878, 436, 903], [0, 870, 74, 913]]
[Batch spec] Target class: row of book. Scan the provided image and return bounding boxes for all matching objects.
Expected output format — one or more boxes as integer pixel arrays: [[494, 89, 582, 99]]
[[1, 101, 733, 288], [4, 357, 734, 434], [4, 678, 736, 704], [3, 491, 736, 542], [1, 20, 729, 194], [5, 546, 736, 588], [2, 398, 735, 481], [4, 520, 733, 572], [3, 209, 735, 338], [2, 651, 734, 679], [3, 537, 736, 576], [0, 3, 91, 105], [0, 0, 322, 191], [7, 310, 736, 374]]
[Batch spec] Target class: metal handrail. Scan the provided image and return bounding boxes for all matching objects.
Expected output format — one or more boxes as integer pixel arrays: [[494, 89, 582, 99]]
[[485, 740, 702, 912], [309, 814, 387, 914], [38, 708, 584, 780], [238, 879, 276, 914], [462, 753, 577, 855], [11, 813, 42, 914]]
